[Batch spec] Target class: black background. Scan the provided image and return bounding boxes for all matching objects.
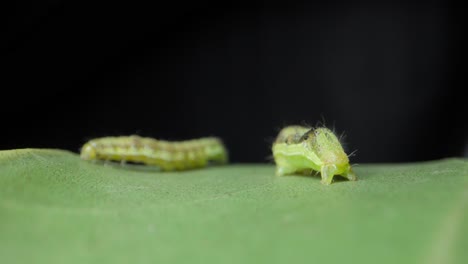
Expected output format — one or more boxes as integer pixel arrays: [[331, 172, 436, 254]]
[[3, 1, 466, 163]]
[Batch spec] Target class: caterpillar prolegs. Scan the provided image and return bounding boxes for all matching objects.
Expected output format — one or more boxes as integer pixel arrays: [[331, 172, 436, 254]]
[[80, 135, 228, 171], [272, 126, 356, 185]]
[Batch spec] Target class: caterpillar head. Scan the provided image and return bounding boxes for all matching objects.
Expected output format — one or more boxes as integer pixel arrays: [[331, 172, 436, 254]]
[[301, 127, 350, 172], [80, 142, 97, 161]]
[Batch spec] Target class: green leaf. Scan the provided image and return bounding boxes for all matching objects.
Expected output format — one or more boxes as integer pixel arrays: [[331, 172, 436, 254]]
[[1, 149, 467, 264]]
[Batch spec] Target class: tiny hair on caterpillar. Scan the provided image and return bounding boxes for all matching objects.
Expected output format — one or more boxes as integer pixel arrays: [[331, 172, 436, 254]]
[[80, 135, 228, 171], [272, 125, 356, 185]]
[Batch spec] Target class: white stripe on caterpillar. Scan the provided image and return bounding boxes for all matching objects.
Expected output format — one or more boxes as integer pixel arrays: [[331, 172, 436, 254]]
[[80, 135, 228, 171]]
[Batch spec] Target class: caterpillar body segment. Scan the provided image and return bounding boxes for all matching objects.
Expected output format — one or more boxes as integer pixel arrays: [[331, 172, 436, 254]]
[[80, 135, 228, 171]]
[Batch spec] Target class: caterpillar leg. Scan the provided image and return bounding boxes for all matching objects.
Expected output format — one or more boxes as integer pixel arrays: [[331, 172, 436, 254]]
[[341, 168, 357, 181], [276, 166, 297, 176], [320, 165, 337, 185]]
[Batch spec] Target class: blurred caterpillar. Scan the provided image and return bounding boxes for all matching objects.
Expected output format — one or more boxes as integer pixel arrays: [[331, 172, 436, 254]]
[[80, 135, 228, 171], [272, 125, 356, 185]]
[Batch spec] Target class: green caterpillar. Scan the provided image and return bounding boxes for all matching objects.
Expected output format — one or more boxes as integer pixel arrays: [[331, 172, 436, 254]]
[[80, 135, 228, 171], [272, 126, 357, 185]]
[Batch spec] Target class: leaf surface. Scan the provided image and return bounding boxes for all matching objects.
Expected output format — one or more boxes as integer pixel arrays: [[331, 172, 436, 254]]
[[1, 149, 467, 264]]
